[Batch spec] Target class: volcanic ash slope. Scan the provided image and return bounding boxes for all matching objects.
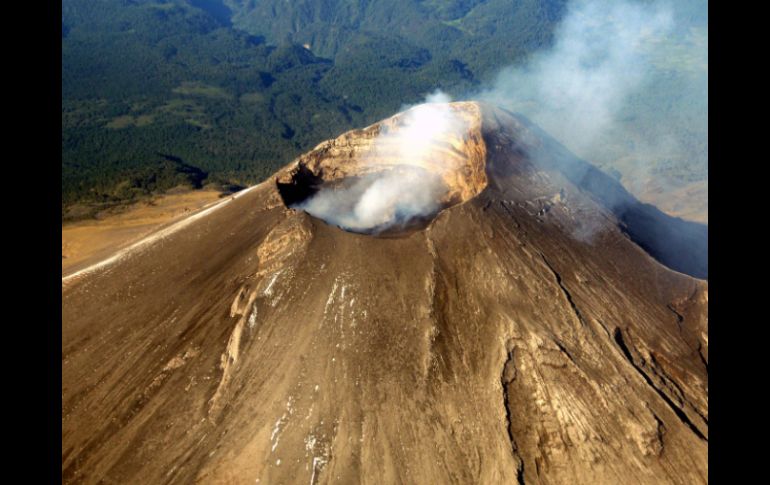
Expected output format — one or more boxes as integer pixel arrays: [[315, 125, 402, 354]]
[[62, 102, 708, 484]]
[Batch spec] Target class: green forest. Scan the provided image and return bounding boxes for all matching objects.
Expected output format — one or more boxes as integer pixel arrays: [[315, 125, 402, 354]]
[[62, 0, 707, 220], [62, 0, 567, 217]]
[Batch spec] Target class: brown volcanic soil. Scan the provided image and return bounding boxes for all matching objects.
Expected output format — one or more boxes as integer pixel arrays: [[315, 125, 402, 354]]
[[62, 189, 225, 275], [62, 102, 707, 484]]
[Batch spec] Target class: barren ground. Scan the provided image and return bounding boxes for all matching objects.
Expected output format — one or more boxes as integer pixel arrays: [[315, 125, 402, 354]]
[[62, 189, 225, 275], [62, 103, 707, 484]]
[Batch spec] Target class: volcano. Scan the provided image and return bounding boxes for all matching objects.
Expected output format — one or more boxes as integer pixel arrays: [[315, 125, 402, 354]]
[[62, 102, 707, 484]]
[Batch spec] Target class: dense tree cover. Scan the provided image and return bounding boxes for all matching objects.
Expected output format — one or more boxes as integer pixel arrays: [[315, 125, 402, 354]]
[[223, 0, 567, 69], [63, 0, 706, 217], [64, 0, 566, 211]]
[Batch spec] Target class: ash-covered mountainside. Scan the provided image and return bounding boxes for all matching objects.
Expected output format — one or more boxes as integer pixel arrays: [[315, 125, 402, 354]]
[[62, 102, 707, 484]]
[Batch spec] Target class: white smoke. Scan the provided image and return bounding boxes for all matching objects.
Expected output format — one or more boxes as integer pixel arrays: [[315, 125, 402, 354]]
[[295, 0, 707, 236], [296, 90, 467, 233], [476, 0, 707, 208], [477, 0, 676, 156], [470, 0, 707, 243]]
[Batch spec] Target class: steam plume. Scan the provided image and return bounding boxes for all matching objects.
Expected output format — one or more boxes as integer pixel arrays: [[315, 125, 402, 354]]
[[476, 0, 707, 207], [295, 92, 468, 232], [296, 0, 707, 239], [478, 0, 675, 154]]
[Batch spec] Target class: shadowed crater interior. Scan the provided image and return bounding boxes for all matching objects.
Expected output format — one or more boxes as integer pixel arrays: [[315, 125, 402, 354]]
[[276, 101, 489, 236], [277, 163, 468, 236]]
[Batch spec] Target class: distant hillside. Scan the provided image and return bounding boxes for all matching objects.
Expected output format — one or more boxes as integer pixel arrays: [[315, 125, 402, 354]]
[[62, 0, 567, 211], [223, 0, 566, 68], [62, 0, 706, 220]]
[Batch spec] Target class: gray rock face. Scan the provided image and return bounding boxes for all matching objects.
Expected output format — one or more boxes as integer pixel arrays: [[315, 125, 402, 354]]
[[62, 102, 707, 484]]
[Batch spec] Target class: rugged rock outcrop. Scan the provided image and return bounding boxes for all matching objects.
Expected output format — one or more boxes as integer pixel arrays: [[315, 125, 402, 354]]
[[62, 102, 707, 484], [276, 102, 488, 212]]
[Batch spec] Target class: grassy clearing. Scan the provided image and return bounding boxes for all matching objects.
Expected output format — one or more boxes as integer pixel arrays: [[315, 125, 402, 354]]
[[155, 98, 210, 127], [172, 82, 233, 99], [239, 92, 266, 104], [106, 114, 156, 129]]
